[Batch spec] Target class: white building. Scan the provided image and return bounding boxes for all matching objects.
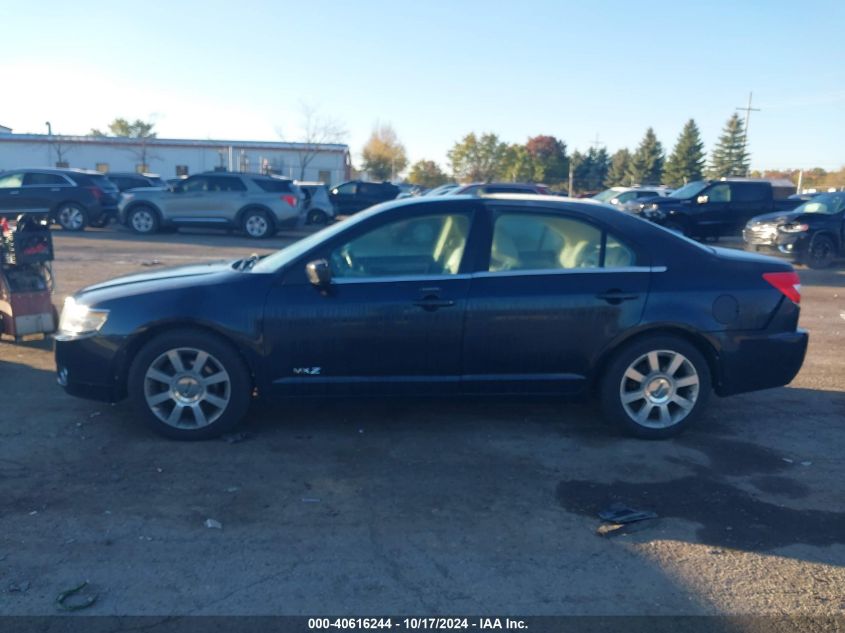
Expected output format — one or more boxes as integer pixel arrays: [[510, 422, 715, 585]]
[[0, 131, 351, 184]]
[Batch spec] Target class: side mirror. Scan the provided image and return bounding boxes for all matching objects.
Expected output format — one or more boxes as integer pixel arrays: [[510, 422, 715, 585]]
[[610, 197, 620, 205], [331, 188, 339, 196], [306, 259, 331, 287], [696, 194, 709, 204]]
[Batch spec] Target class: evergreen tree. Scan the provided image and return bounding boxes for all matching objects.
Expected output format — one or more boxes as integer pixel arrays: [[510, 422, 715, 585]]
[[573, 147, 610, 192], [708, 113, 750, 177], [605, 148, 632, 186], [663, 119, 706, 187], [626, 127, 665, 185]]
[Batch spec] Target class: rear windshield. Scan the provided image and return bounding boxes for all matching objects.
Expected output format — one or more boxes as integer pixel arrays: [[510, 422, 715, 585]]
[[254, 178, 292, 193]]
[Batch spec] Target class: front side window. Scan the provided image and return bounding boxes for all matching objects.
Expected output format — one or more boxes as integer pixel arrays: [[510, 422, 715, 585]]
[[181, 177, 209, 193], [0, 173, 23, 188], [23, 172, 68, 186], [488, 213, 636, 272], [335, 182, 357, 195], [707, 184, 731, 202], [329, 213, 471, 279]]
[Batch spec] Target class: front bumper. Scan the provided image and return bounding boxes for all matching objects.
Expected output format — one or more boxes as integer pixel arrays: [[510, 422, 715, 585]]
[[743, 226, 811, 262], [55, 333, 125, 402]]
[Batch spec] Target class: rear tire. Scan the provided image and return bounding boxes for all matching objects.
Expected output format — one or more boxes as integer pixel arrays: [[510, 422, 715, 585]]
[[307, 209, 329, 225], [242, 208, 275, 239], [127, 205, 160, 234], [55, 203, 88, 231], [127, 329, 252, 440], [806, 235, 835, 269], [600, 335, 711, 439]]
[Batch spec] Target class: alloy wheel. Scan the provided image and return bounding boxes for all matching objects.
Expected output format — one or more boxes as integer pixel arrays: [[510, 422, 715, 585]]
[[143, 347, 231, 429], [619, 349, 700, 429], [58, 205, 84, 230], [131, 209, 155, 233], [245, 214, 269, 237]]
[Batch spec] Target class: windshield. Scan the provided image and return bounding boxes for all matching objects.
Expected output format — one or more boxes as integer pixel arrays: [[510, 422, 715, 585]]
[[592, 188, 623, 203], [669, 181, 709, 199], [794, 192, 845, 215], [251, 201, 396, 273]]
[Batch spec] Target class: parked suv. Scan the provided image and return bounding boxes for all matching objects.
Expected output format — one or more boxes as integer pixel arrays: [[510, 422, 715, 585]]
[[593, 186, 672, 212], [329, 180, 399, 215], [297, 182, 335, 225], [0, 168, 120, 230], [118, 172, 304, 238], [744, 191, 845, 268], [638, 179, 798, 238], [107, 172, 167, 191]]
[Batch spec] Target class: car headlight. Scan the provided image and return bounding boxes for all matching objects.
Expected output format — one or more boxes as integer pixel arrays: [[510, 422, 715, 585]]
[[59, 297, 109, 335], [779, 223, 809, 233]]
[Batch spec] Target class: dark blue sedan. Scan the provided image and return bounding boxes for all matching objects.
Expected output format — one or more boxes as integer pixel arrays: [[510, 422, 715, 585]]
[[55, 195, 808, 439]]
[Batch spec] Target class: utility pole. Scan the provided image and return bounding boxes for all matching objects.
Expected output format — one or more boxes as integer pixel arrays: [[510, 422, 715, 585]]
[[568, 162, 574, 197], [736, 92, 760, 175], [45, 121, 52, 166]]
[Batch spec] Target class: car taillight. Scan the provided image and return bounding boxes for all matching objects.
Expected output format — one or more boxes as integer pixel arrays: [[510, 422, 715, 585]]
[[763, 271, 801, 304], [281, 194, 297, 207], [87, 186, 104, 201]]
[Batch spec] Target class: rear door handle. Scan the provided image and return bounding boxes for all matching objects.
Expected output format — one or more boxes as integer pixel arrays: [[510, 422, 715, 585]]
[[414, 299, 455, 311], [596, 290, 639, 305]]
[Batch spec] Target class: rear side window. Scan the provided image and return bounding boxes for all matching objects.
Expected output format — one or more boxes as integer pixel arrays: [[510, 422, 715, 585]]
[[733, 183, 769, 202], [24, 172, 68, 186], [253, 178, 292, 193], [89, 175, 118, 191], [488, 212, 637, 272], [206, 176, 247, 192]]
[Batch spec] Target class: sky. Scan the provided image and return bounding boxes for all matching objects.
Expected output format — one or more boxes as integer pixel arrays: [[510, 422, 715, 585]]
[[2, 0, 844, 172]]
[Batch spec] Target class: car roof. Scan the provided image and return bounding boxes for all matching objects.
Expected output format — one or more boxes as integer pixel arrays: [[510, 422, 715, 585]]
[[4, 167, 103, 176]]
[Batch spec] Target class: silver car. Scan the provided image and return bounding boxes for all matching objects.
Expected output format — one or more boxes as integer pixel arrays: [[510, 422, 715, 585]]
[[592, 186, 673, 213], [118, 172, 304, 238], [296, 181, 335, 225]]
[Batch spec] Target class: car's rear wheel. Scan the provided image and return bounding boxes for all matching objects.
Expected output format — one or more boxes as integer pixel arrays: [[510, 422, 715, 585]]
[[127, 206, 160, 234], [307, 209, 329, 225], [242, 208, 274, 238], [806, 234, 835, 269], [128, 330, 252, 440], [600, 335, 711, 439], [55, 203, 88, 231]]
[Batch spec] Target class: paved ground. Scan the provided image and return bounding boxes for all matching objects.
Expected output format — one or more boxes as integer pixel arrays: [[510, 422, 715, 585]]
[[1, 225, 844, 615]]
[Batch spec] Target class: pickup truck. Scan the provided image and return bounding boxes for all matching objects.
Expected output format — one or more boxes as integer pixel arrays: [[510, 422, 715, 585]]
[[638, 179, 798, 239]]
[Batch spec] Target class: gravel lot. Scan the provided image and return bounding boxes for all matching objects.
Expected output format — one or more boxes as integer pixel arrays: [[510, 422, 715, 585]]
[[1, 226, 843, 615]]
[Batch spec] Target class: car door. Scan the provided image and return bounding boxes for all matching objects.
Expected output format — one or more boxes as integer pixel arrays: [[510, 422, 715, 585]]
[[330, 182, 358, 215], [461, 204, 650, 394], [205, 175, 248, 222], [262, 200, 481, 396], [164, 176, 213, 223], [22, 171, 73, 214], [731, 183, 770, 230], [696, 183, 732, 236], [0, 172, 25, 214]]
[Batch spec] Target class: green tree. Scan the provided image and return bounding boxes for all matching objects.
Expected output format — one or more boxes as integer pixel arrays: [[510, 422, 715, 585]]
[[447, 132, 508, 182], [525, 135, 568, 184], [501, 144, 536, 182], [708, 113, 750, 178], [407, 159, 449, 188], [605, 148, 632, 186], [573, 147, 610, 193], [361, 123, 408, 181], [626, 127, 665, 185], [663, 119, 706, 187], [89, 118, 158, 170]]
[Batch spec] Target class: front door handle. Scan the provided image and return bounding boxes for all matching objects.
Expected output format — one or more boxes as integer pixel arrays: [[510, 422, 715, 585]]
[[596, 290, 639, 305], [414, 289, 455, 311], [10, 191, 19, 195]]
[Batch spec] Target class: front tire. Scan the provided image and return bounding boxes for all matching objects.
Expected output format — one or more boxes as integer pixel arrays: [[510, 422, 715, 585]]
[[805, 235, 835, 269], [307, 209, 329, 225], [127, 205, 160, 234], [127, 329, 252, 440], [55, 203, 88, 231], [241, 208, 274, 239], [600, 335, 711, 439]]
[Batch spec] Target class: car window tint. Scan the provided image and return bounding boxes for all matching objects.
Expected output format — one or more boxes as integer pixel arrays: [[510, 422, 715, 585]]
[[254, 178, 292, 192], [604, 233, 637, 267], [207, 176, 247, 192], [182, 177, 209, 192], [0, 173, 23, 188], [733, 183, 768, 202], [708, 184, 731, 202], [330, 213, 471, 278], [336, 182, 357, 195], [24, 172, 68, 186], [616, 192, 636, 202], [489, 213, 605, 272]]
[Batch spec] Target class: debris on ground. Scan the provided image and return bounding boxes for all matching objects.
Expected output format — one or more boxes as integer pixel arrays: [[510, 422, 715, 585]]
[[220, 432, 252, 444], [598, 503, 658, 525], [204, 518, 222, 529], [140, 260, 162, 267], [225, 486, 240, 493], [55, 581, 97, 611], [8, 581, 31, 593]]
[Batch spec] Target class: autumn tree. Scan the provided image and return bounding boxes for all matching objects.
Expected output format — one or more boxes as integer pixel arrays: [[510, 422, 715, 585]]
[[407, 160, 449, 188], [361, 123, 408, 181], [90, 118, 159, 170], [501, 144, 535, 182], [525, 135, 568, 184], [663, 119, 706, 187], [448, 132, 508, 182], [708, 113, 750, 178], [605, 148, 632, 186], [627, 127, 664, 185]]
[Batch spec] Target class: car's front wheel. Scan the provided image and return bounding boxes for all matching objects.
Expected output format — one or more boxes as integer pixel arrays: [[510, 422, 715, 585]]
[[805, 234, 835, 269], [55, 203, 88, 231], [307, 208, 329, 225], [600, 335, 711, 439], [127, 206, 160, 234], [128, 330, 252, 440]]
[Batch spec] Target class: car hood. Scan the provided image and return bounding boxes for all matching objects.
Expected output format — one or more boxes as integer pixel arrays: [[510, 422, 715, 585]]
[[80, 261, 236, 295], [748, 210, 802, 225]]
